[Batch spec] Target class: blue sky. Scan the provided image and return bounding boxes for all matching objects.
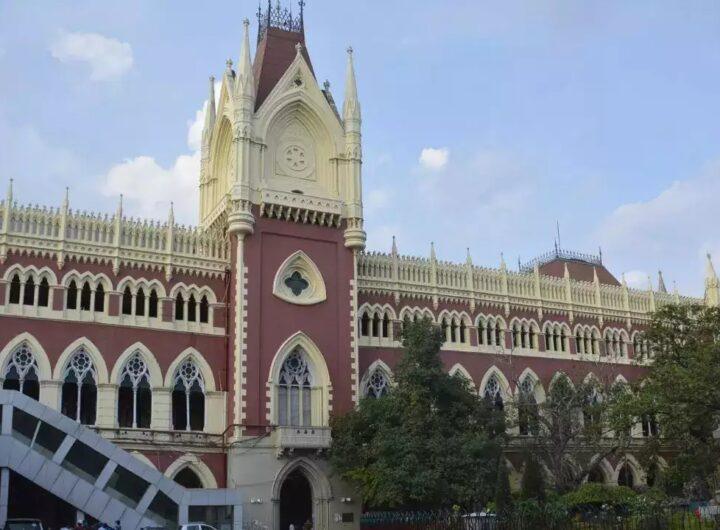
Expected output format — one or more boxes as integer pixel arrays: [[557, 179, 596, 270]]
[[0, 1, 719, 295]]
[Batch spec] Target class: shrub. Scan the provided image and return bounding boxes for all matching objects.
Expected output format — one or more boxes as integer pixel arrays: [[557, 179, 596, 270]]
[[561, 483, 637, 515]]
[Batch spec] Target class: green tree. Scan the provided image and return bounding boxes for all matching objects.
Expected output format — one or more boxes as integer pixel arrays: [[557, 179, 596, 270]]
[[618, 304, 720, 497], [330, 319, 504, 509], [511, 372, 631, 493], [520, 453, 546, 502], [495, 461, 513, 516]]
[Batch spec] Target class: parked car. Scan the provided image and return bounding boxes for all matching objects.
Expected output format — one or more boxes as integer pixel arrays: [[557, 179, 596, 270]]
[[3, 519, 44, 530], [695, 504, 720, 521], [178, 524, 218, 530]]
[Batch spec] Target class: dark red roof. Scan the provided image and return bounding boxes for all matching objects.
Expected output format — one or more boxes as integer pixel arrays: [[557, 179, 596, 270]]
[[253, 27, 314, 111], [538, 259, 620, 286]]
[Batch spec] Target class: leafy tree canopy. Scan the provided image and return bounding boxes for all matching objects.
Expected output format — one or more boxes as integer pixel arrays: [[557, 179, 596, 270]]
[[330, 319, 504, 509]]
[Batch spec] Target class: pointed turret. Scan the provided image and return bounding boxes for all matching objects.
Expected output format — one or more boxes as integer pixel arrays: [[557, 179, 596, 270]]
[[564, 263, 570, 279], [705, 253, 719, 306], [466, 248, 473, 266], [116, 194, 123, 220], [168, 201, 175, 226], [62, 187, 69, 211], [430, 241, 436, 261], [391, 235, 398, 256], [202, 76, 217, 147], [235, 19, 255, 102], [621, 272, 627, 288], [5, 178, 13, 206], [657, 270, 667, 293], [343, 46, 361, 124], [500, 252, 507, 272]]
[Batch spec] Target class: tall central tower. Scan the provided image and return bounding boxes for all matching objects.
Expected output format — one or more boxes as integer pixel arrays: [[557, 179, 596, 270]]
[[199, 4, 365, 529]]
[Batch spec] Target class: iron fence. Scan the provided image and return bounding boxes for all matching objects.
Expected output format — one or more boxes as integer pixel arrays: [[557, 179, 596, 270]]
[[361, 509, 720, 530]]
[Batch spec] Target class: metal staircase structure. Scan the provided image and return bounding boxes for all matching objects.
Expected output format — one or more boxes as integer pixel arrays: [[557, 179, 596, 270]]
[[0, 389, 242, 529]]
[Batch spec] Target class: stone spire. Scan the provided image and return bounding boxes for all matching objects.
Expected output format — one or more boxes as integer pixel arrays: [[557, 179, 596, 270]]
[[705, 253, 719, 306], [391, 235, 398, 256], [343, 46, 361, 126], [657, 270, 667, 293], [430, 241, 436, 261], [202, 76, 217, 148], [235, 19, 255, 101], [466, 247, 473, 266], [5, 178, 12, 206]]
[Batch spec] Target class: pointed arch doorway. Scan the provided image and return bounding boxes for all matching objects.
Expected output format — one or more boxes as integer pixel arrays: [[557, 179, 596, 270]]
[[279, 468, 313, 530]]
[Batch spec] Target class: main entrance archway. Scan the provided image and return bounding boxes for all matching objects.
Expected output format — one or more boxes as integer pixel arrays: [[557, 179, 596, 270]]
[[280, 468, 313, 530]]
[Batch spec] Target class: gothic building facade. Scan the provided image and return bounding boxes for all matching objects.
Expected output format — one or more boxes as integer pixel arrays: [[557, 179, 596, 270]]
[[0, 3, 717, 530]]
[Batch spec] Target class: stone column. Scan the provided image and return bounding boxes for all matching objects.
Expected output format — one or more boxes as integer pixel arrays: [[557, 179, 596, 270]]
[[151, 387, 172, 431], [40, 379, 62, 410], [96, 383, 117, 428]]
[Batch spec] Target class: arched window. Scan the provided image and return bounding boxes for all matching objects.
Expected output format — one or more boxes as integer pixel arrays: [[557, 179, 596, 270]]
[[23, 277, 35, 306], [617, 464, 634, 488], [372, 313, 380, 338], [277, 348, 312, 426], [135, 288, 145, 316], [171, 359, 205, 431], [173, 468, 203, 489], [587, 466, 605, 484], [518, 377, 538, 436], [575, 331, 584, 354], [94, 283, 105, 312], [360, 312, 370, 337], [38, 278, 50, 307], [477, 319, 486, 345], [61, 348, 97, 425], [382, 313, 390, 339], [175, 293, 185, 320], [122, 286, 132, 315], [148, 289, 158, 318], [9, 274, 21, 304], [187, 295, 197, 322], [199, 296, 209, 324], [583, 386, 602, 428], [483, 374, 504, 411], [80, 282, 92, 311], [641, 414, 659, 437], [118, 352, 152, 428], [2, 342, 40, 400], [364, 368, 390, 398], [67, 280, 78, 310], [512, 323, 521, 348]]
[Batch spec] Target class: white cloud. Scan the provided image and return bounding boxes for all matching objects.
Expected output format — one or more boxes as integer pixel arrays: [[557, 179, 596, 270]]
[[50, 31, 133, 81], [419, 147, 449, 171], [598, 159, 720, 295], [99, 87, 215, 224], [365, 188, 391, 215], [623, 270, 649, 290]]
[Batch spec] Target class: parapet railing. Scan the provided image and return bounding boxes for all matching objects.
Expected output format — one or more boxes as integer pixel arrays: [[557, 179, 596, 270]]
[[357, 251, 700, 321], [0, 198, 229, 279]]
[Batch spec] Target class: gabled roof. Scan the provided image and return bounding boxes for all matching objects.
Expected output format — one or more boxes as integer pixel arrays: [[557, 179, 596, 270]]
[[253, 26, 315, 111], [539, 259, 620, 286]]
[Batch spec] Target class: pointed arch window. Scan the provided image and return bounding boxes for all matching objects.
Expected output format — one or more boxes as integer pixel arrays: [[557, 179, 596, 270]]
[[117, 352, 152, 428], [372, 313, 380, 337], [2, 342, 40, 400], [94, 283, 105, 312], [483, 374, 504, 411], [80, 282, 92, 311], [617, 464, 634, 488], [8, 274, 21, 304], [518, 377, 538, 435], [38, 278, 50, 307], [360, 312, 370, 337], [22, 277, 35, 306], [187, 295, 197, 322], [135, 288, 145, 316], [148, 289, 158, 318], [122, 286, 132, 315], [277, 348, 312, 426], [67, 280, 78, 310], [61, 348, 97, 425], [172, 359, 205, 431], [382, 313, 390, 338], [199, 296, 209, 324], [364, 368, 390, 398], [175, 293, 185, 320]]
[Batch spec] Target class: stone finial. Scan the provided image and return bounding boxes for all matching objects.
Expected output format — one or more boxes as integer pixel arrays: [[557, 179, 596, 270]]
[[430, 241, 436, 261], [499, 252, 506, 271], [657, 270, 667, 293], [295, 42, 304, 55], [391, 235, 397, 255], [343, 44, 360, 123], [706, 253, 718, 281], [466, 248, 472, 266]]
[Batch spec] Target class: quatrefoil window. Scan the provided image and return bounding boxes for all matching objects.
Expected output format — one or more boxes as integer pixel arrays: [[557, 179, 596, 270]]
[[284, 271, 309, 296], [273, 251, 326, 306]]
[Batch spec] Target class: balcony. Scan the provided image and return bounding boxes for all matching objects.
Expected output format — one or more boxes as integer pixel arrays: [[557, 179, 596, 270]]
[[274, 425, 331, 453]]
